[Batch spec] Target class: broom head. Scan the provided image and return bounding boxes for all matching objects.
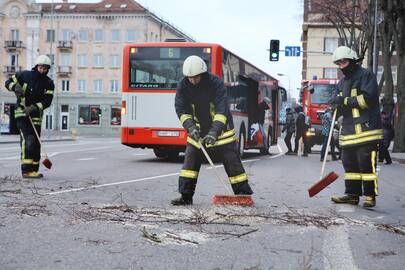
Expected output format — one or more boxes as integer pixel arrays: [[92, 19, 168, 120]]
[[308, 171, 338, 197], [213, 195, 254, 206], [42, 156, 52, 169]]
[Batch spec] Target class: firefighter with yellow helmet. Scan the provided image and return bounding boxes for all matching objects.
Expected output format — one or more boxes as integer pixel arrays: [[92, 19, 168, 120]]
[[5, 55, 55, 178], [172, 55, 253, 205], [329, 46, 382, 207]]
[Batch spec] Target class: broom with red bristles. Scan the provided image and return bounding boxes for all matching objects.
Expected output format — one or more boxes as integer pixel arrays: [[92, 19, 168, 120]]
[[199, 142, 254, 206], [28, 116, 52, 169], [308, 109, 339, 197]]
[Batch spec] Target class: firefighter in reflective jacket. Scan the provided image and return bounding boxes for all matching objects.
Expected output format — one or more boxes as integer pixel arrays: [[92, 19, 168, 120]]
[[329, 46, 382, 207], [171, 55, 253, 205], [4, 55, 54, 179]]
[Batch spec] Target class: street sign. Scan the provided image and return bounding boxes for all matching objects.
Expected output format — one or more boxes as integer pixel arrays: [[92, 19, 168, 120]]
[[285, 46, 301, 57]]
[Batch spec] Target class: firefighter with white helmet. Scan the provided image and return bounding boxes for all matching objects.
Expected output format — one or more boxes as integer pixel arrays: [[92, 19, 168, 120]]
[[4, 55, 55, 178], [329, 46, 382, 207], [172, 55, 253, 205]]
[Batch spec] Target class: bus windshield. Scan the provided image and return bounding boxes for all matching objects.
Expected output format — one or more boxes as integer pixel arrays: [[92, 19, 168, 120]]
[[129, 47, 212, 89], [310, 84, 336, 104]]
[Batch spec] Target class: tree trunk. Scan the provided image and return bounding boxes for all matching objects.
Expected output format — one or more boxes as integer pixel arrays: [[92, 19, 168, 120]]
[[393, 54, 405, 152]]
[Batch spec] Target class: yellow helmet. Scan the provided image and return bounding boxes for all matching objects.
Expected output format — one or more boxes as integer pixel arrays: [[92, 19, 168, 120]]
[[34, 55, 52, 67], [332, 46, 358, 63], [182, 55, 207, 77]]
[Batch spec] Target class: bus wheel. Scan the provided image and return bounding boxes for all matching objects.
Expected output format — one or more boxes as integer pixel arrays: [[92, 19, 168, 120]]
[[153, 149, 168, 159], [238, 130, 245, 158]]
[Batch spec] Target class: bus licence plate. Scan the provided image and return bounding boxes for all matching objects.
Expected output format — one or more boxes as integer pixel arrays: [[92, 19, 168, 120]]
[[156, 131, 180, 137]]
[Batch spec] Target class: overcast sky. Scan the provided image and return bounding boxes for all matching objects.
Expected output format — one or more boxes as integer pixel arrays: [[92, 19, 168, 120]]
[[38, 0, 303, 98]]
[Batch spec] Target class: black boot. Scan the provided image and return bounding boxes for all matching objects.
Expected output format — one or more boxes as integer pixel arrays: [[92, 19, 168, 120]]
[[171, 194, 193, 206], [232, 181, 253, 195], [331, 194, 359, 205]]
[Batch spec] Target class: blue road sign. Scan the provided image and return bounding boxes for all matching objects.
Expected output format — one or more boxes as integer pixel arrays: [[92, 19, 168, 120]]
[[285, 46, 301, 57]]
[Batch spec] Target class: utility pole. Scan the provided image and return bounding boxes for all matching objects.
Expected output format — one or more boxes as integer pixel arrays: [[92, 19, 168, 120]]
[[372, 0, 378, 75], [50, 0, 58, 131]]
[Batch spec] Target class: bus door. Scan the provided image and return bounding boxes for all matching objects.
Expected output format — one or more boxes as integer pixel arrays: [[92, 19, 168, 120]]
[[239, 76, 260, 145]]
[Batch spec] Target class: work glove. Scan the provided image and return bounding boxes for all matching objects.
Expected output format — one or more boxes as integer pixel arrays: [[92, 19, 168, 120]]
[[202, 131, 217, 146], [187, 125, 200, 141], [14, 84, 24, 99], [24, 105, 38, 116], [328, 96, 345, 106]]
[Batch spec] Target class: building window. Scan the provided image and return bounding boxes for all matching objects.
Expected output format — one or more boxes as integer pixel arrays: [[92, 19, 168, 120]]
[[110, 80, 119, 93], [61, 29, 71, 41], [110, 106, 121, 126], [93, 54, 103, 67], [10, 29, 19, 40], [78, 105, 100, 125], [79, 30, 88, 42], [110, 55, 120, 68], [323, 68, 338, 79], [77, 54, 87, 67], [93, 79, 103, 93], [61, 80, 70, 92], [77, 80, 86, 92], [60, 53, 70, 66], [111, 29, 120, 42], [324, 38, 339, 53], [127, 29, 136, 42], [94, 29, 103, 42], [46, 29, 55, 42]]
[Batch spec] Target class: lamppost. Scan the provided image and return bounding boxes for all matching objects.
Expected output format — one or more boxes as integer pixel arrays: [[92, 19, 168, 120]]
[[277, 73, 291, 99]]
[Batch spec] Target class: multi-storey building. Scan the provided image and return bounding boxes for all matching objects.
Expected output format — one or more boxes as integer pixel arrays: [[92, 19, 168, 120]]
[[0, 0, 193, 135]]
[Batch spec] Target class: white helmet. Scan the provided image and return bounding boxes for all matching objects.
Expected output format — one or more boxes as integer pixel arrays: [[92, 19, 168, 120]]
[[182, 55, 207, 77], [332, 46, 358, 63], [34, 55, 52, 67]]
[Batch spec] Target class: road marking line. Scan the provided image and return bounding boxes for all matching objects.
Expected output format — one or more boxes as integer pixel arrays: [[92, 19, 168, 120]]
[[323, 225, 358, 270], [46, 172, 180, 195], [337, 205, 355, 213], [77, 158, 96, 161]]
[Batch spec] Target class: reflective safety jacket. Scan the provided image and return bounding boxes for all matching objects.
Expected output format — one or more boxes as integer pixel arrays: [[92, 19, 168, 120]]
[[5, 69, 54, 126], [175, 73, 235, 148], [336, 66, 382, 148]]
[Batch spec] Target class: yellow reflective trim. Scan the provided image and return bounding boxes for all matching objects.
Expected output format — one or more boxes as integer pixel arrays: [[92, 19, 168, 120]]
[[36, 102, 43, 111], [22, 83, 28, 91], [229, 173, 248, 184], [180, 114, 192, 125], [45, 90, 54, 95], [33, 161, 40, 165], [344, 97, 349, 106], [207, 136, 237, 148], [340, 134, 383, 146], [213, 114, 227, 124], [351, 88, 357, 97], [340, 129, 383, 141], [218, 129, 236, 139], [352, 108, 360, 118], [361, 173, 377, 181], [357, 95, 368, 109], [187, 137, 201, 149], [22, 159, 34, 164], [372, 150, 378, 195], [355, 123, 362, 134], [209, 102, 215, 119], [179, 170, 198, 179], [12, 75, 18, 83], [344, 173, 362, 180], [9, 82, 16, 91]]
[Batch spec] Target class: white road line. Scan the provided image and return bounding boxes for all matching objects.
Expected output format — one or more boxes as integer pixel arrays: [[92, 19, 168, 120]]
[[46, 172, 180, 195], [77, 158, 96, 161], [269, 153, 285, 159], [337, 205, 355, 213], [133, 153, 150, 156], [323, 225, 358, 270]]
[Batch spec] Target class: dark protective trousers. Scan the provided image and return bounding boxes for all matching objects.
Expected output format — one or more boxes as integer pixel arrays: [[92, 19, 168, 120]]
[[378, 142, 392, 163], [16, 117, 41, 173], [341, 143, 378, 196], [178, 142, 253, 196], [294, 131, 308, 154], [284, 131, 293, 152]]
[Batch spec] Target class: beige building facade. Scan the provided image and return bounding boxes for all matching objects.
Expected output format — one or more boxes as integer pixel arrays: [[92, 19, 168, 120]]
[[0, 0, 193, 135]]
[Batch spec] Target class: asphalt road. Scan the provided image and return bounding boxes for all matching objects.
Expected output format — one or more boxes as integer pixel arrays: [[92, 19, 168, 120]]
[[1, 137, 404, 270]]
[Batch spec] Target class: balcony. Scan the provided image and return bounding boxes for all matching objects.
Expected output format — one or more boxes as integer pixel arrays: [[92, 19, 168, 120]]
[[3, 65, 22, 75], [4, 40, 23, 51], [57, 40, 73, 51], [57, 66, 72, 77]]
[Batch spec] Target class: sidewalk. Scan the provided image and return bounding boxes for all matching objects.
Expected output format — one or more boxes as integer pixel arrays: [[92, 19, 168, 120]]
[[0, 130, 75, 144]]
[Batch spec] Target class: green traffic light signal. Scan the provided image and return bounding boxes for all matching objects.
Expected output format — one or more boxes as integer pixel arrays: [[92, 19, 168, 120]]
[[270, 39, 280, 61]]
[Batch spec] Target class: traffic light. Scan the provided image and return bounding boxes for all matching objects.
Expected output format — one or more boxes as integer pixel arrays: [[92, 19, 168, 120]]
[[269, 39, 280, 61]]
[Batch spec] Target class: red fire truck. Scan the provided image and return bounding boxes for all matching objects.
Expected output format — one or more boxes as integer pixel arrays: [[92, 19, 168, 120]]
[[300, 78, 338, 146]]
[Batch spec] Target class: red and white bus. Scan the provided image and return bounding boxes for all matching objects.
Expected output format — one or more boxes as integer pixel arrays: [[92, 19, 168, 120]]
[[121, 42, 282, 159]]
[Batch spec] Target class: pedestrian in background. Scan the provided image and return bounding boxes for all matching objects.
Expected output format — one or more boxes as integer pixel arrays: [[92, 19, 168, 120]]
[[294, 105, 309, 157], [4, 55, 54, 179], [329, 46, 382, 208], [320, 107, 338, 161], [378, 111, 394, 164], [282, 107, 295, 154]]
